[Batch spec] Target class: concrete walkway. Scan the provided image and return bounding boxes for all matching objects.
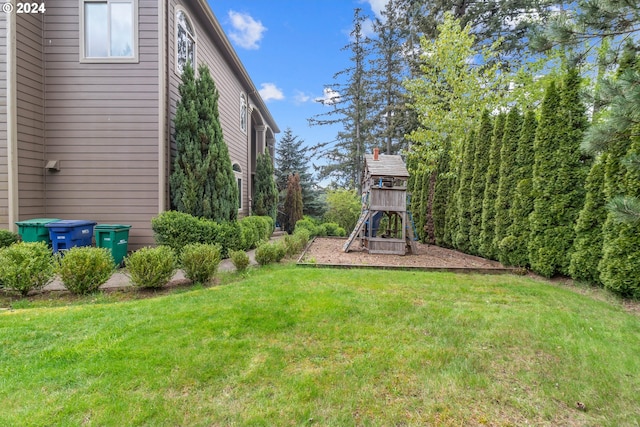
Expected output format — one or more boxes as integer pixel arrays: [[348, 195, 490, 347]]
[[44, 246, 261, 292]]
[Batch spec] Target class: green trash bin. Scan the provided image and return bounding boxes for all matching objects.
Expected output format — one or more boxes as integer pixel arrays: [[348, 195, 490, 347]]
[[15, 218, 60, 244], [94, 224, 132, 266]]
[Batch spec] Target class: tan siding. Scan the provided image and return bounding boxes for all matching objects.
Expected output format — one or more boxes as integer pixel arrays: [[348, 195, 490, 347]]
[[16, 12, 46, 219], [168, 0, 251, 215], [0, 10, 7, 228], [43, 0, 160, 249]]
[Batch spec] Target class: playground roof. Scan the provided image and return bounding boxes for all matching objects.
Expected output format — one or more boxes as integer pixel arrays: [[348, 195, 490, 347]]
[[364, 154, 409, 178]]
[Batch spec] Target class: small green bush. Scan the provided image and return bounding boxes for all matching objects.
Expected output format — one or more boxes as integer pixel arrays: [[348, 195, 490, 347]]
[[320, 222, 347, 237], [294, 217, 320, 237], [57, 247, 115, 295], [0, 242, 56, 296], [125, 246, 177, 289], [284, 233, 310, 257], [0, 229, 19, 248], [180, 243, 221, 285], [255, 241, 286, 265], [229, 249, 250, 272], [293, 228, 311, 247]]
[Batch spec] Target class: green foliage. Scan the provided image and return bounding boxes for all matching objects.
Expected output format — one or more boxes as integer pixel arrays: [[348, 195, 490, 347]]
[[56, 247, 115, 295], [125, 246, 177, 289], [0, 242, 56, 296], [433, 139, 452, 246], [229, 249, 250, 273], [283, 232, 310, 257], [169, 63, 238, 222], [323, 189, 361, 232], [151, 211, 243, 258], [180, 243, 221, 285], [492, 108, 523, 256], [454, 129, 476, 252], [294, 217, 321, 238], [569, 158, 607, 285], [418, 171, 433, 243], [255, 242, 286, 266], [479, 112, 506, 259], [319, 222, 346, 237], [283, 173, 304, 234], [468, 110, 494, 255], [253, 151, 279, 224], [239, 216, 274, 250], [0, 229, 19, 248]]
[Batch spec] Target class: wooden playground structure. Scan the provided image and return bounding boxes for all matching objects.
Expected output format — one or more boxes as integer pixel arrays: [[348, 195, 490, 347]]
[[343, 149, 417, 255]]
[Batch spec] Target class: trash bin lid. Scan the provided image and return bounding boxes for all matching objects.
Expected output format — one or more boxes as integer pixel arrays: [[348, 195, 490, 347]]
[[95, 224, 132, 230], [45, 220, 97, 228], [16, 218, 60, 226]]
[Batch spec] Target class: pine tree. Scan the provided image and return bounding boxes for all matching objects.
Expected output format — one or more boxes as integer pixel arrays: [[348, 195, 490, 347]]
[[170, 64, 238, 222], [569, 156, 607, 285], [283, 173, 304, 234], [479, 113, 506, 259], [499, 110, 537, 267], [454, 129, 477, 252], [468, 110, 494, 255], [253, 151, 278, 224], [492, 108, 523, 257]]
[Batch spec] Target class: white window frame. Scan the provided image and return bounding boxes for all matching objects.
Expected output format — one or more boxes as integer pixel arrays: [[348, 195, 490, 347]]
[[79, 0, 139, 63], [175, 7, 196, 75], [233, 163, 243, 210], [240, 94, 248, 134]]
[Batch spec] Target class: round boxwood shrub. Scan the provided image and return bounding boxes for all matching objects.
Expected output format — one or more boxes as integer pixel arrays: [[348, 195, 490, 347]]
[[125, 246, 177, 289], [0, 229, 19, 248], [0, 241, 56, 296], [229, 249, 250, 273], [180, 243, 221, 285], [255, 241, 286, 265], [56, 247, 115, 295]]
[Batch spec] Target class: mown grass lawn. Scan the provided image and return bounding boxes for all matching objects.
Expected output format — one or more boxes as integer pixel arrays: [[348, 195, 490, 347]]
[[1, 265, 639, 426]]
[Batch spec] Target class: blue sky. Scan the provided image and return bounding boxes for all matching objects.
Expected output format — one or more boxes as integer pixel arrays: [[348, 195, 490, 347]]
[[207, 0, 386, 170]]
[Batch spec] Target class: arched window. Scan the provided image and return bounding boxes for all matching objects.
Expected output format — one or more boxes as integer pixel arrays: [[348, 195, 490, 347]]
[[240, 94, 247, 133], [176, 9, 196, 74], [233, 163, 243, 210]]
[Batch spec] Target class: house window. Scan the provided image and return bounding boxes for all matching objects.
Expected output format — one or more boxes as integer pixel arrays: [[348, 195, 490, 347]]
[[240, 94, 247, 133], [81, 0, 137, 62], [176, 9, 196, 74], [233, 163, 243, 210]]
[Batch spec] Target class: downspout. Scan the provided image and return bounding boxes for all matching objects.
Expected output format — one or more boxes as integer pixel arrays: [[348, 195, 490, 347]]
[[157, 0, 167, 213], [7, 7, 19, 231]]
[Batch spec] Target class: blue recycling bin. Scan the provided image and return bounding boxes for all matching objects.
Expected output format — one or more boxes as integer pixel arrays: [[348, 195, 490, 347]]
[[45, 220, 97, 253]]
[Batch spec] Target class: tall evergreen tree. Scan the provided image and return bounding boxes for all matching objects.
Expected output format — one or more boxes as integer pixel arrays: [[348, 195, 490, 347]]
[[569, 156, 607, 285], [432, 139, 452, 246], [468, 110, 494, 255], [170, 63, 238, 222], [492, 107, 523, 257], [454, 129, 477, 252], [283, 173, 304, 234], [253, 151, 278, 225], [499, 110, 537, 267], [479, 113, 506, 259]]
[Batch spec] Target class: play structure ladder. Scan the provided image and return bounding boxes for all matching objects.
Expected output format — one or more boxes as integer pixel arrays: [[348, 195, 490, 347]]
[[343, 209, 368, 252]]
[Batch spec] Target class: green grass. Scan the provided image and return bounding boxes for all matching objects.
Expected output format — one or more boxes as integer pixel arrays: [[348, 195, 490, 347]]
[[1, 265, 639, 426]]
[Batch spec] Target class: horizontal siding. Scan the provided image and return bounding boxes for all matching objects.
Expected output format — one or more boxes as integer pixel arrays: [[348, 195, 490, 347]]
[[0, 8, 7, 227], [16, 12, 46, 219], [44, 0, 160, 249]]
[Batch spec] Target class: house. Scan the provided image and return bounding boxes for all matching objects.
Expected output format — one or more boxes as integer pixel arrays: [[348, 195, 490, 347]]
[[0, 0, 279, 249]]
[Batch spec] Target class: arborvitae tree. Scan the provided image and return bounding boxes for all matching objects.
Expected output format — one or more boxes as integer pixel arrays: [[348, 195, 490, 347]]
[[433, 139, 452, 246], [253, 151, 278, 224], [442, 172, 459, 248], [499, 110, 537, 267], [283, 173, 304, 234], [468, 110, 494, 255], [529, 69, 588, 277], [417, 171, 431, 243], [454, 129, 477, 252], [569, 157, 607, 285], [599, 135, 640, 297], [479, 113, 506, 259], [170, 63, 238, 222], [492, 108, 523, 255]]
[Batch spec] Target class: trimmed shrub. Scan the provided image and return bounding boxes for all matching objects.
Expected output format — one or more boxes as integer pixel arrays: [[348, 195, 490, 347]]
[[0, 229, 19, 248], [180, 243, 221, 285], [238, 216, 273, 250], [125, 246, 177, 289], [284, 233, 310, 257], [57, 247, 115, 295], [319, 222, 346, 237], [0, 242, 56, 296], [294, 217, 320, 237], [229, 249, 250, 273], [255, 241, 286, 265]]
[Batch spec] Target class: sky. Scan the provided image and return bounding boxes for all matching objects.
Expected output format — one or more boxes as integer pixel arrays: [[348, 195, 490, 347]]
[[207, 0, 387, 172]]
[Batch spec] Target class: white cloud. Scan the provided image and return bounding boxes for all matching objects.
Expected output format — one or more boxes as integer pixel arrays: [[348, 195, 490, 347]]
[[362, 0, 388, 19], [228, 11, 266, 50], [294, 90, 311, 104], [259, 83, 284, 102], [315, 87, 342, 106]]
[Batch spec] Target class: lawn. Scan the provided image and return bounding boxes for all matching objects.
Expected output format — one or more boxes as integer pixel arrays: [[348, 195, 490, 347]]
[[1, 265, 639, 426]]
